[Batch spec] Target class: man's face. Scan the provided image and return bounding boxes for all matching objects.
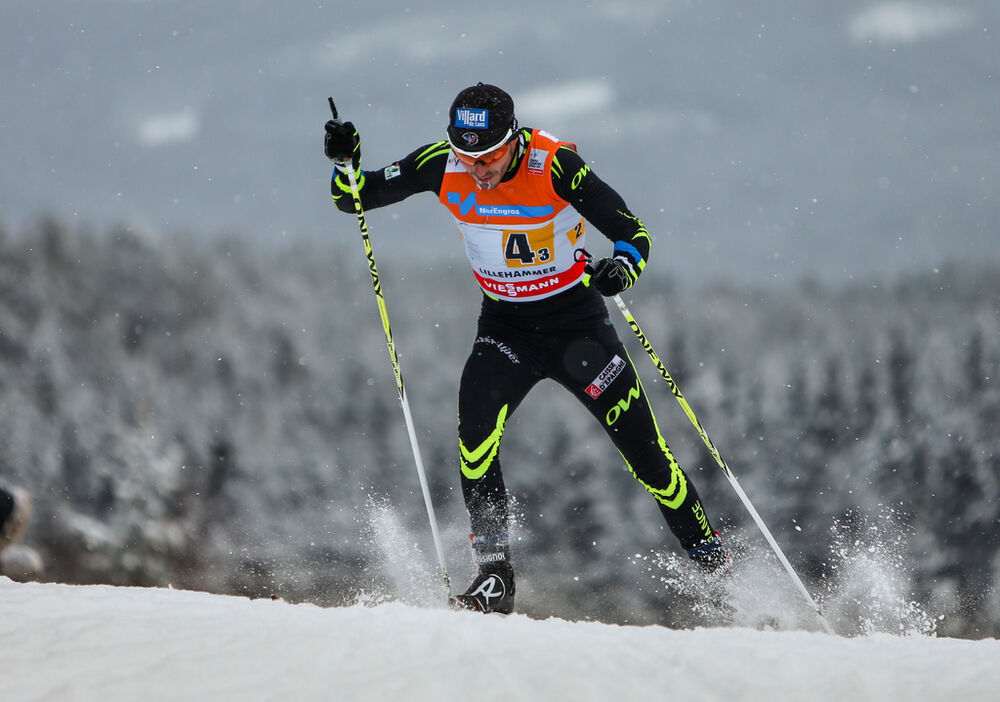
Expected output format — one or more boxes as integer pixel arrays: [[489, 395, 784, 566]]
[[454, 140, 515, 190]]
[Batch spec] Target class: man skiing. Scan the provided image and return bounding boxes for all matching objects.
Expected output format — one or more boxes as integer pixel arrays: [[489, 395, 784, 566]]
[[326, 83, 728, 614], [0, 485, 30, 553]]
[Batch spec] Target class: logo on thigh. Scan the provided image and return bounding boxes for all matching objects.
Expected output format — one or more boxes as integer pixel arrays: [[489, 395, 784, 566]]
[[605, 378, 642, 426], [584, 354, 626, 398], [475, 336, 520, 365]]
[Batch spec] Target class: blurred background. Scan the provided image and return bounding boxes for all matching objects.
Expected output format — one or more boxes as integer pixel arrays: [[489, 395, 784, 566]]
[[1, 1, 997, 636]]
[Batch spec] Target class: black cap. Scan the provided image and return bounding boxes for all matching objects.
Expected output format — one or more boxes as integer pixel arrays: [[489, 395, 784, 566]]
[[447, 83, 517, 155]]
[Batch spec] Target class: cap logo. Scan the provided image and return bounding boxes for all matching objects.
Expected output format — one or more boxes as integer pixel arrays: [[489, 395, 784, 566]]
[[454, 107, 489, 130], [461, 132, 479, 146]]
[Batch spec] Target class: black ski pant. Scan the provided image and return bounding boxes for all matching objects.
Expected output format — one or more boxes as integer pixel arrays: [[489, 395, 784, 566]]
[[457, 298, 716, 564]]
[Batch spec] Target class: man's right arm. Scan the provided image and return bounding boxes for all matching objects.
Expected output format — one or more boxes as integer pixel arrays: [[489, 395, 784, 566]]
[[331, 141, 451, 213]]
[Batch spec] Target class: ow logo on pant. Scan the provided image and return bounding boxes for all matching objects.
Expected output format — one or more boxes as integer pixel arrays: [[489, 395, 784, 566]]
[[605, 379, 642, 426]]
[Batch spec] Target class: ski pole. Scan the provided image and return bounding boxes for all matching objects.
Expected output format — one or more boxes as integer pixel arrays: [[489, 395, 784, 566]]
[[579, 251, 833, 634], [329, 97, 451, 599]]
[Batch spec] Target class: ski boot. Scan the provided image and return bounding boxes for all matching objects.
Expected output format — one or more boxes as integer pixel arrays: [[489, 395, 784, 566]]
[[687, 531, 732, 574], [451, 533, 516, 614], [451, 561, 516, 614]]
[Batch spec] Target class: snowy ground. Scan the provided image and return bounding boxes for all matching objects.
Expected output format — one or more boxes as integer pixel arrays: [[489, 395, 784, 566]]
[[2, 577, 997, 702]]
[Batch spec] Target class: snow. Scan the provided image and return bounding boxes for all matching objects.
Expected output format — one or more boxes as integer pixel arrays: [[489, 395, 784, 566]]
[[2, 577, 997, 702]]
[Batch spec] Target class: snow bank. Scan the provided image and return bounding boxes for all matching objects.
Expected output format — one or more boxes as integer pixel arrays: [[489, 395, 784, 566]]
[[2, 578, 996, 702]]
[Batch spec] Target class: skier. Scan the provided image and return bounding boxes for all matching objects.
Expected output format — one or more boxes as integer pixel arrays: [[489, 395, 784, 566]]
[[0, 485, 31, 552], [326, 83, 729, 614], [0, 485, 44, 581]]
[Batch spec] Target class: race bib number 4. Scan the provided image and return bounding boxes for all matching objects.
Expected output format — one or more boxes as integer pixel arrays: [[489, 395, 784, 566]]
[[503, 223, 554, 268]]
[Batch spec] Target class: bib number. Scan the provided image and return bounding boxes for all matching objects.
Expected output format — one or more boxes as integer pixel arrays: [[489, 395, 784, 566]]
[[502, 225, 554, 268]]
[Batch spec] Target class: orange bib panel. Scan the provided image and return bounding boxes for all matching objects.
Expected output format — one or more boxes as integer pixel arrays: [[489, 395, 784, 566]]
[[439, 130, 587, 301]]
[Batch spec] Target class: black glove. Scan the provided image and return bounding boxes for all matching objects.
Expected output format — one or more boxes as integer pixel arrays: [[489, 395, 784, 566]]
[[324, 120, 360, 169], [589, 255, 638, 297]]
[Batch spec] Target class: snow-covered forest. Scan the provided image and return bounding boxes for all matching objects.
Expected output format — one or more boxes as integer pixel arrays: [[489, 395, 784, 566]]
[[1, 216, 997, 638]]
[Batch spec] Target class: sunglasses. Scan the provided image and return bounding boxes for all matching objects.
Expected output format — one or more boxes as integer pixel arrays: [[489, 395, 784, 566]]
[[452, 138, 515, 167]]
